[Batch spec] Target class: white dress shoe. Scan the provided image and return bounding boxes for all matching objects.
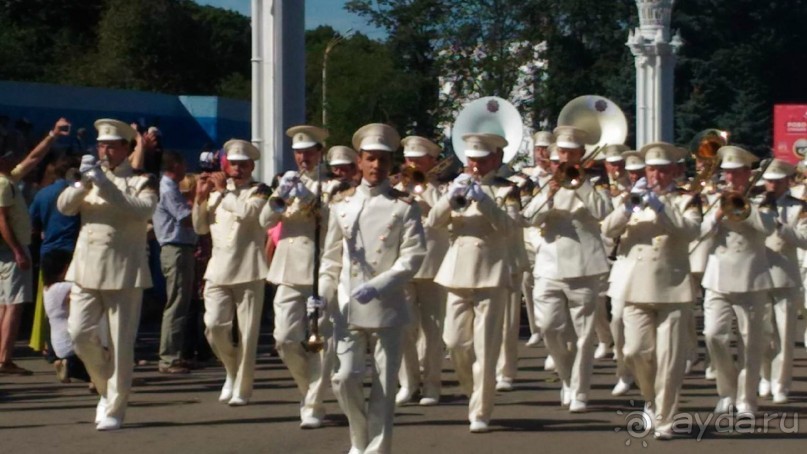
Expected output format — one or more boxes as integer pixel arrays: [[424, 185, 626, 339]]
[[611, 377, 634, 396], [395, 387, 414, 405], [569, 399, 587, 413], [228, 395, 249, 406], [713, 397, 734, 414], [544, 355, 555, 371], [95, 397, 108, 424], [684, 359, 693, 375], [758, 378, 771, 398], [419, 396, 439, 406], [495, 379, 514, 392], [525, 333, 542, 347], [704, 366, 717, 380], [594, 342, 612, 360], [300, 416, 323, 429], [773, 392, 788, 404], [96, 416, 122, 431], [219, 376, 234, 403], [347, 447, 362, 454], [735, 403, 755, 418], [469, 420, 489, 433], [560, 384, 572, 407]]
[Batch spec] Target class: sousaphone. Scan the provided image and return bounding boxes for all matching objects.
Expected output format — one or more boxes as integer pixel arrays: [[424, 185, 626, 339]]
[[451, 96, 524, 165], [557, 95, 628, 155]]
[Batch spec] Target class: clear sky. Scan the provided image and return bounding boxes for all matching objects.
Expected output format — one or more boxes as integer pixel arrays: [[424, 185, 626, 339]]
[[193, 0, 385, 38]]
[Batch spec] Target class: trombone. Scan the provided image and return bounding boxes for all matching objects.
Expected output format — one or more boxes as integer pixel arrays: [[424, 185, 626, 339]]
[[529, 145, 607, 213]]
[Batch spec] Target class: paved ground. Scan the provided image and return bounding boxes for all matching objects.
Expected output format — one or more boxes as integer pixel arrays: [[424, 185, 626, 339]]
[[3, 329, 807, 454]]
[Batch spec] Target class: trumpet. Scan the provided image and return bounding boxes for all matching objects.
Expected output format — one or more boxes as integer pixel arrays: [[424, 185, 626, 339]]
[[624, 181, 661, 213], [449, 166, 480, 211], [401, 156, 457, 194], [529, 145, 607, 213], [268, 175, 301, 213]]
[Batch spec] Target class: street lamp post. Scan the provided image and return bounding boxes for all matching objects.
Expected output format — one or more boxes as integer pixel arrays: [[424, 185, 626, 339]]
[[322, 29, 352, 128]]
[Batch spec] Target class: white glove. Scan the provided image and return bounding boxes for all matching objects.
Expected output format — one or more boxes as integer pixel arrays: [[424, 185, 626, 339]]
[[85, 168, 108, 185], [466, 182, 485, 201], [351, 283, 379, 304], [278, 171, 299, 199], [290, 181, 312, 199], [630, 176, 648, 194], [645, 190, 664, 212], [448, 173, 473, 195], [306, 296, 326, 315], [79, 155, 97, 173]]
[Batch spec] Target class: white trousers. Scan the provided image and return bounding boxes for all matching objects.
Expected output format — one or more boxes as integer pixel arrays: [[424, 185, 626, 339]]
[[204, 280, 265, 400], [443, 287, 507, 423], [497, 274, 523, 382], [761, 287, 800, 395], [332, 326, 402, 454], [609, 297, 630, 379], [273, 284, 332, 420], [623, 303, 689, 432], [399, 280, 446, 400], [534, 275, 602, 402], [521, 271, 538, 335], [703, 289, 766, 411], [68, 285, 142, 421]]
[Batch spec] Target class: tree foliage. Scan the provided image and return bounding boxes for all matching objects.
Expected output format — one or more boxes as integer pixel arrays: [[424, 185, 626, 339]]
[[0, 0, 249, 98]]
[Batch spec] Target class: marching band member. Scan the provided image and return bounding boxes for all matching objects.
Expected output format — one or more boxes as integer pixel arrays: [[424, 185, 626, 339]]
[[601, 143, 701, 439], [495, 151, 530, 392], [521, 131, 555, 348], [319, 123, 426, 454], [606, 150, 645, 396], [192, 139, 269, 407], [427, 133, 518, 432], [324, 145, 360, 199], [57, 119, 158, 430], [395, 136, 450, 406], [260, 125, 333, 428], [701, 146, 776, 416], [522, 126, 612, 413], [759, 159, 807, 404]]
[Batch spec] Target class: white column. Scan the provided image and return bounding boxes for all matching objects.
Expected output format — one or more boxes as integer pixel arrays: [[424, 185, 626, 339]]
[[251, 0, 306, 183], [629, 0, 680, 148]]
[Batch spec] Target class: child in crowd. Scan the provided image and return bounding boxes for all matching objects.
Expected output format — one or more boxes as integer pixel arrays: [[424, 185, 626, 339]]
[[42, 250, 99, 388]]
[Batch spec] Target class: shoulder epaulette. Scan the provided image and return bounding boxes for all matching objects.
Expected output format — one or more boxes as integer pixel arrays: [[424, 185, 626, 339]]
[[139, 174, 158, 191], [251, 182, 271, 199], [331, 186, 356, 204], [388, 187, 414, 204]]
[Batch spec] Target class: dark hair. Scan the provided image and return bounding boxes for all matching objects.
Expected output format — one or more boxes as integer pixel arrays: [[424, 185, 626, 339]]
[[161, 150, 184, 171], [41, 250, 73, 286], [53, 152, 79, 179]]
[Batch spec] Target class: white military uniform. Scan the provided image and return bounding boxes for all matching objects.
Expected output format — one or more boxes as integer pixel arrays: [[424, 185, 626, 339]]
[[396, 136, 450, 406], [427, 134, 518, 431], [261, 125, 333, 426], [320, 124, 426, 454], [58, 119, 157, 429], [760, 161, 807, 403], [192, 140, 269, 405], [495, 165, 530, 390], [701, 146, 776, 414], [522, 127, 612, 411], [521, 165, 552, 343], [601, 143, 701, 437]]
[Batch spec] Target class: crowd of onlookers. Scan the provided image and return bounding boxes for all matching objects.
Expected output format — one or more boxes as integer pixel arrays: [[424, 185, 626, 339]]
[[0, 114, 258, 384]]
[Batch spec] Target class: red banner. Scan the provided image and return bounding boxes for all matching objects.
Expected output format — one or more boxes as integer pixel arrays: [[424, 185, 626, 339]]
[[774, 104, 807, 164]]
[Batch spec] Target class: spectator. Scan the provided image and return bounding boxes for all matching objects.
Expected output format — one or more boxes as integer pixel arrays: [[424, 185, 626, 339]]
[[0, 117, 70, 375], [42, 249, 94, 386], [152, 151, 197, 374]]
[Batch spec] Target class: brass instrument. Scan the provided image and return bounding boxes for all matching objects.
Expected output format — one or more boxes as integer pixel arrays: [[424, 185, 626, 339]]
[[557, 95, 629, 154], [268, 176, 298, 213], [303, 168, 325, 353], [720, 158, 773, 222], [449, 166, 480, 211], [451, 96, 524, 167], [681, 128, 727, 193], [400, 155, 457, 194]]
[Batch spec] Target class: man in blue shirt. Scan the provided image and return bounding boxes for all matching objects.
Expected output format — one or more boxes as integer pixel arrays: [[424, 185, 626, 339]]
[[152, 151, 198, 374], [29, 153, 81, 258]]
